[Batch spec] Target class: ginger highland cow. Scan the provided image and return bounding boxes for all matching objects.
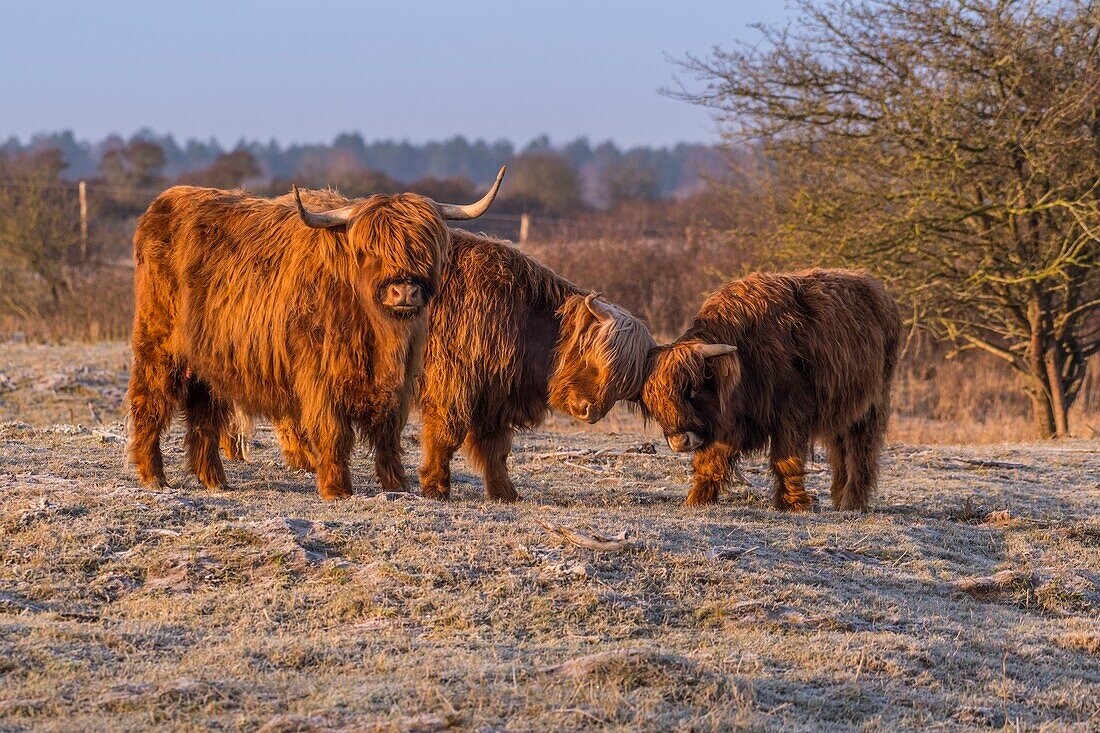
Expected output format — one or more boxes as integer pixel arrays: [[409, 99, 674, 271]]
[[642, 269, 901, 511], [250, 193, 655, 501], [126, 170, 505, 500]]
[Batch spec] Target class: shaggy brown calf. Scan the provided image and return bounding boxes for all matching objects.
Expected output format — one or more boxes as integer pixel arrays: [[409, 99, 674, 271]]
[[126, 172, 504, 500], [258, 207, 655, 501], [642, 269, 901, 511]]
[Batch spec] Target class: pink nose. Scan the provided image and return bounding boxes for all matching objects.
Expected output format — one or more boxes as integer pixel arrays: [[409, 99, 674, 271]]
[[383, 283, 425, 308]]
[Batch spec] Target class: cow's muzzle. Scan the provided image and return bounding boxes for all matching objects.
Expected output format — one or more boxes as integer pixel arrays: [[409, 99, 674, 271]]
[[667, 432, 704, 452], [381, 282, 426, 314], [569, 399, 601, 424]]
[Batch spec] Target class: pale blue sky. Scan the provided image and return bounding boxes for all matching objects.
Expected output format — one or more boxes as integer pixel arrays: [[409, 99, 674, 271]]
[[0, 1, 790, 148]]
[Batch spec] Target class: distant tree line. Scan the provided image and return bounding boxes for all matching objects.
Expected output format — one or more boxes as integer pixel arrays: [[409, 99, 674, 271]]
[[0, 131, 725, 209], [0, 132, 734, 341]]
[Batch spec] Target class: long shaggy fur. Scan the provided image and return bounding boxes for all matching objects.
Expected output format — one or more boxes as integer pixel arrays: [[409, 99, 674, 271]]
[[258, 195, 655, 501], [642, 269, 902, 511], [126, 185, 448, 500], [416, 229, 655, 501]]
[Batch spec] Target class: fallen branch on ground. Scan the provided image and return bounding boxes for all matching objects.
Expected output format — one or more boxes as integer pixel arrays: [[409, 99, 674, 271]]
[[948, 458, 1032, 471], [534, 447, 633, 459], [952, 569, 1030, 593], [561, 460, 605, 474], [707, 546, 759, 561], [534, 448, 599, 459], [536, 519, 636, 552]]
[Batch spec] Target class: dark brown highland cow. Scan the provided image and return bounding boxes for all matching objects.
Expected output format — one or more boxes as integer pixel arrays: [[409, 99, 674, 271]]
[[642, 269, 901, 511], [415, 228, 655, 501], [126, 170, 504, 500], [254, 196, 655, 501]]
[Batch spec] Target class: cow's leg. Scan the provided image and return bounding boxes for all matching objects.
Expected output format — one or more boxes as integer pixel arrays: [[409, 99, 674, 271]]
[[219, 432, 248, 462], [686, 441, 735, 506], [127, 341, 181, 489], [770, 426, 814, 512], [371, 410, 410, 494], [837, 403, 886, 512], [466, 425, 519, 502], [275, 417, 317, 472], [419, 411, 464, 500], [303, 412, 354, 501], [824, 433, 850, 509], [183, 379, 230, 490], [219, 406, 252, 462]]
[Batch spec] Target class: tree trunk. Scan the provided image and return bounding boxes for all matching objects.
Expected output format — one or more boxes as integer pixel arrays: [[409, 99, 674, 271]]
[[1045, 348, 1071, 438], [1026, 293, 1059, 439], [1028, 380, 1057, 439], [1024, 339, 1076, 440]]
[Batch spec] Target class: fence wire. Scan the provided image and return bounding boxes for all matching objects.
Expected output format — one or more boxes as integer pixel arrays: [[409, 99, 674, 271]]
[[0, 178, 696, 240]]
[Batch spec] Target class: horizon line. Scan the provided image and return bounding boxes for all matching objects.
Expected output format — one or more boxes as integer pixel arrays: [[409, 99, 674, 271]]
[[3, 128, 721, 153]]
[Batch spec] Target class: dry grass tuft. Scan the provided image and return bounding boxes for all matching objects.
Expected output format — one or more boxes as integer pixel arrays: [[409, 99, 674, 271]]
[[1055, 631, 1100, 656]]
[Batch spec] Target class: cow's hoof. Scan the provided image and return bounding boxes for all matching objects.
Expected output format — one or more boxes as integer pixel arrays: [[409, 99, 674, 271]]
[[777, 494, 819, 512], [319, 487, 353, 501], [685, 483, 721, 506], [422, 486, 451, 501], [487, 484, 519, 503]]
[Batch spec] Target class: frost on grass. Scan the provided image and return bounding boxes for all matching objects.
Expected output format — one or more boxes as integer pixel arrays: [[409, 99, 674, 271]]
[[0, 342, 1099, 731]]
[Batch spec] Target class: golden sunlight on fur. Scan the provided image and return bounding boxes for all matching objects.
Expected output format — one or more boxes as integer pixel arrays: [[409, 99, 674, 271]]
[[127, 185, 450, 500]]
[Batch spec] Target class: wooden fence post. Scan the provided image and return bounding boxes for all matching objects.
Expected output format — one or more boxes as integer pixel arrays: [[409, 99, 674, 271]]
[[78, 180, 88, 260]]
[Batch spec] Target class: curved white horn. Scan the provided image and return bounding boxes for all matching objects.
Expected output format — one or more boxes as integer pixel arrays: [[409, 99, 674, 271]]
[[434, 166, 506, 220], [294, 185, 356, 229], [584, 293, 616, 323], [692, 343, 737, 359]]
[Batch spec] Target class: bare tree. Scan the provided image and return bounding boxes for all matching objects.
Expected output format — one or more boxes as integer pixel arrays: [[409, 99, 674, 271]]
[[98, 139, 166, 189], [0, 149, 80, 305], [503, 153, 584, 216], [677, 0, 1100, 437], [602, 154, 661, 206], [177, 150, 261, 189]]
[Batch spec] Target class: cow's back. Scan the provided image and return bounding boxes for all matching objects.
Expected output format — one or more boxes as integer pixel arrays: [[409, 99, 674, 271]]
[[421, 231, 579, 425], [131, 186, 373, 417], [795, 269, 901, 432], [692, 269, 899, 439]]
